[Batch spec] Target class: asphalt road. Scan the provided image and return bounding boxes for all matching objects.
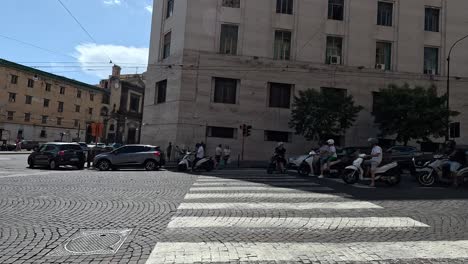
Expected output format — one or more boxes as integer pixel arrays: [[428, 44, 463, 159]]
[[1, 154, 468, 264]]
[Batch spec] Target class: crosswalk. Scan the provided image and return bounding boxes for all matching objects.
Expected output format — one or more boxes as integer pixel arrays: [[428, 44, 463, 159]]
[[146, 173, 468, 264]]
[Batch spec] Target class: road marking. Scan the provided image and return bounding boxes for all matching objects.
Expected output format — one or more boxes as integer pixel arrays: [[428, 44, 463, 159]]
[[0, 171, 63, 179], [167, 216, 429, 229], [184, 192, 347, 199], [193, 182, 319, 186], [178, 202, 382, 210], [189, 186, 334, 192], [146, 241, 468, 263], [0, 158, 12, 161], [196, 178, 309, 182]]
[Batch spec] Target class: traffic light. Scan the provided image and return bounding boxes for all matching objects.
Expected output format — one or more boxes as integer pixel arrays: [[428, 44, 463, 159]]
[[240, 124, 252, 137]]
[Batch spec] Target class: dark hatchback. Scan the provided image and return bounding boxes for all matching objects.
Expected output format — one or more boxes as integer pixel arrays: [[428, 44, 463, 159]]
[[28, 143, 86, 170]]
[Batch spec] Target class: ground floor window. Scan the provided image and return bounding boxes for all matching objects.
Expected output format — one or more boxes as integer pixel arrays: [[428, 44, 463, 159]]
[[207, 126, 237, 139], [264, 130, 291, 142]]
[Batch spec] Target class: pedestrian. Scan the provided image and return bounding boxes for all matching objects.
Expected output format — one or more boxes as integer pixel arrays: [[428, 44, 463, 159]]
[[366, 138, 382, 187], [15, 138, 21, 151], [223, 145, 231, 167], [166, 142, 173, 162], [193, 143, 205, 171], [215, 144, 222, 169]]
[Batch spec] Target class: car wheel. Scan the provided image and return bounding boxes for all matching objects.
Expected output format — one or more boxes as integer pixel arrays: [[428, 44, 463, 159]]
[[144, 160, 157, 171], [28, 158, 35, 169], [97, 160, 111, 171], [49, 160, 57, 170]]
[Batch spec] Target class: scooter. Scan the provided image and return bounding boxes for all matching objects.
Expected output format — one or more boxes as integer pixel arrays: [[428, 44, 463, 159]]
[[177, 152, 214, 172], [342, 154, 401, 186], [267, 154, 287, 174], [416, 155, 468, 187], [297, 151, 319, 176]]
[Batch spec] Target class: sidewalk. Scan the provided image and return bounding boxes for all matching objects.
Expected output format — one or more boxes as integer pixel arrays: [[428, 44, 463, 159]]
[[0, 151, 33, 155]]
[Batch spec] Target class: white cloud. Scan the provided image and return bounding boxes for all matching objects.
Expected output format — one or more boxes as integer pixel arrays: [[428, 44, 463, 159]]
[[103, 0, 121, 5], [75, 43, 149, 79], [145, 5, 153, 13]]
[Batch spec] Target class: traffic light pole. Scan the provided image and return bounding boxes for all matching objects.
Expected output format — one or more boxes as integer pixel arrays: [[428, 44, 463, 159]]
[[241, 133, 245, 161]]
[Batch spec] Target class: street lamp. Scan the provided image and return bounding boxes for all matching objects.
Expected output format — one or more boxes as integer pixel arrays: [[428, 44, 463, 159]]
[[446, 33, 468, 141]]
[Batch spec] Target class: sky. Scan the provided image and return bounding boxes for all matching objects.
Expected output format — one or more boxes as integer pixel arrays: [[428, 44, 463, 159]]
[[0, 0, 153, 84]]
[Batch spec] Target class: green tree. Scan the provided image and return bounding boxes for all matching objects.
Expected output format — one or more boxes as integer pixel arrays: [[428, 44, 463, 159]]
[[373, 83, 459, 145], [289, 89, 363, 141]]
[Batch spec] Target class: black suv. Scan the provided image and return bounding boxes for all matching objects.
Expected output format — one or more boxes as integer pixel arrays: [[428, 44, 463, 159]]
[[28, 143, 86, 170]]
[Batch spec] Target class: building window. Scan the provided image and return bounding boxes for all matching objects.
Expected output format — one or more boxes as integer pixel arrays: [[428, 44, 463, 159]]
[[214, 77, 237, 104], [45, 83, 51, 92], [24, 113, 31, 122], [375, 42, 392, 70], [326, 36, 343, 64], [274, 30, 291, 60], [77, 90, 81, 98], [88, 108, 93, 115], [75, 105, 80, 113], [57, 117, 63, 126], [58, 102, 64, 113], [74, 120, 79, 127], [265, 130, 291, 142], [276, 0, 293, 14], [40, 130, 47, 138], [207, 126, 237, 139], [425, 7, 440, 32], [43, 99, 50, 108], [102, 94, 110, 104], [41, 115, 48, 124], [8, 93, 16, 103], [162, 32, 171, 59], [60, 86, 65, 95], [166, 0, 174, 18], [328, 0, 344, 20], [27, 79, 34, 88], [377, 2, 393, 26], [424, 47, 439, 75], [129, 94, 141, 113], [220, 24, 239, 55], [222, 0, 240, 8], [90, 93, 94, 101], [100, 107, 109, 117], [269, 82, 292, 108], [7, 111, 14, 121], [450, 122, 460, 138], [10, 75, 18, 84], [25, 95, 32, 105], [155, 80, 167, 104]]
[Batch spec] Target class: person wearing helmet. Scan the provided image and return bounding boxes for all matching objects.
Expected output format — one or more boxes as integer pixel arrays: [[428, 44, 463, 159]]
[[365, 138, 382, 187], [319, 139, 338, 178], [443, 140, 465, 187], [275, 142, 287, 173]]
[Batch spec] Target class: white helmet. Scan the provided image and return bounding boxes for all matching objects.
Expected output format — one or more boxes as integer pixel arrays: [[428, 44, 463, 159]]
[[277, 142, 284, 147], [327, 139, 335, 145]]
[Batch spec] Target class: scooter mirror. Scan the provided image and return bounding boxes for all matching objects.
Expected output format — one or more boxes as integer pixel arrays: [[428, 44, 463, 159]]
[[309, 151, 316, 155]]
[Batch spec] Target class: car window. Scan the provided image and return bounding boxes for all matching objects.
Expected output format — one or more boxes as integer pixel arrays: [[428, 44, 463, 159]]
[[44, 145, 56, 152], [60, 145, 82, 151]]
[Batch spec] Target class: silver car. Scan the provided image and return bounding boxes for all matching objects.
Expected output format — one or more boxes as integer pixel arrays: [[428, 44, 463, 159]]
[[93, 145, 164, 171]]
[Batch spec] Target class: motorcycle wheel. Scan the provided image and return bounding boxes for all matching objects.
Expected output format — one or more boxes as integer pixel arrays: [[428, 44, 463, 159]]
[[298, 163, 311, 176], [342, 169, 358, 184], [205, 161, 214, 172], [418, 170, 436, 187], [385, 174, 401, 186]]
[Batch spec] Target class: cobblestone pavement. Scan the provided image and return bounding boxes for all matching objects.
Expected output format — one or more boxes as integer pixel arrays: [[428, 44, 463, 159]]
[[1, 155, 468, 264]]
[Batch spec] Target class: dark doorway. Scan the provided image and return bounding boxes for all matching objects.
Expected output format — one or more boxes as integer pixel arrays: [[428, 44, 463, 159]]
[[127, 128, 136, 144]]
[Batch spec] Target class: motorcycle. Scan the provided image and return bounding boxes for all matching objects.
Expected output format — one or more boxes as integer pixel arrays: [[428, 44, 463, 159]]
[[267, 154, 287, 174], [177, 152, 214, 172], [297, 151, 319, 176], [416, 155, 468, 187], [342, 154, 401, 186]]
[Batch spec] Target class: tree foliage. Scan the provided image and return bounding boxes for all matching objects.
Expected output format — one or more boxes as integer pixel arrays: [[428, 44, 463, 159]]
[[373, 83, 459, 145], [289, 89, 363, 141]]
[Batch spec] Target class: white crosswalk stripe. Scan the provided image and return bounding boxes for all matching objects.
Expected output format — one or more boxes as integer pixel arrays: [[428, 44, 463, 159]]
[[145, 174, 466, 264]]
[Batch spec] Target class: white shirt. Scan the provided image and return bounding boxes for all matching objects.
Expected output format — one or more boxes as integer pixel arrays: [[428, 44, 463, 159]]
[[223, 148, 231, 156], [329, 146, 337, 158], [196, 146, 205, 159], [215, 147, 222, 156], [371, 146, 383, 163]]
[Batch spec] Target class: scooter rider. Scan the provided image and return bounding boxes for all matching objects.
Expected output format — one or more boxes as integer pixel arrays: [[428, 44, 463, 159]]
[[193, 143, 205, 171], [365, 138, 383, 187], [319, 139, 337, 178], [443, 140, 465, 187], [275, 142, 287, 172]]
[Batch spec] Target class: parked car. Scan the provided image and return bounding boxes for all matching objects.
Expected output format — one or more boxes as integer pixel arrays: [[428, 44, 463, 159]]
[[1, 141, 16, 151], [20, 140, 41, 151], [107, 143, 123, 149], [93, 145, 165, 171], [27, 142, 86, 170], [386, 145, 431, 171]]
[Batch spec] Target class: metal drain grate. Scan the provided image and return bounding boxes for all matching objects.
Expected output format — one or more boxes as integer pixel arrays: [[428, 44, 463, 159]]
[[48, 229, 132, 256]]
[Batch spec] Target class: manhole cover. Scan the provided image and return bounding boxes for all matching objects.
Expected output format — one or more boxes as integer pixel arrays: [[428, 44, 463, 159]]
[[48, 229, 132, 256]]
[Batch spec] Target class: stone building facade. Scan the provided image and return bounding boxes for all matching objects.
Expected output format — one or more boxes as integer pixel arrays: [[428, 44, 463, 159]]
[[142, 0, 468, 160]]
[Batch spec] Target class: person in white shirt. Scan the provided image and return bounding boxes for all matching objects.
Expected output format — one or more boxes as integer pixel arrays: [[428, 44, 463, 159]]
[[319, 139, 338, 178], [366, 138, 382, 187], [192, 143, 205, 171]]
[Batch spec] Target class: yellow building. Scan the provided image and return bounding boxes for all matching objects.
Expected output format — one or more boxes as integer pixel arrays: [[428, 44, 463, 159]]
[[0, 59, 110, 144]]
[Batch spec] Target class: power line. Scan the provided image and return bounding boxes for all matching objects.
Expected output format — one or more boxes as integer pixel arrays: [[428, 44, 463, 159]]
[[0, 34, 77, 60], [56, 0, 113, 63]]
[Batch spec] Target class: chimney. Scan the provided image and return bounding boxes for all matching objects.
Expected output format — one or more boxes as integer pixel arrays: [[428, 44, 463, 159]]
[[112, 65, 121, 78]]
